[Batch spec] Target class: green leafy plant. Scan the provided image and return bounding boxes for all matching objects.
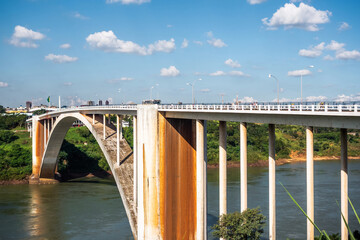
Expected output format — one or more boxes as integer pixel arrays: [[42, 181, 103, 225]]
[[212, 208, 266, 240]]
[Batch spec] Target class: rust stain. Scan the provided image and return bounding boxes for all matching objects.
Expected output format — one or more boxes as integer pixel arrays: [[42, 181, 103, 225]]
[[34, 121, 44, 176], [159, 114, 197, 240]]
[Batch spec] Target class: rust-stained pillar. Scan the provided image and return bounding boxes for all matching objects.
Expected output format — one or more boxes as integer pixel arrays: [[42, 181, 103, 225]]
[[103, 114, 106, 140], [133, 115, 138, 209], [31, 116, 44, 180], [240, 122, 247, 212], [117, 115, 121, 166], [341, 128, 348, 240], [306, 126, 314, 240], [269, 124, 276, 240], [43, 119, 47, 147], [137, 105, 199, 240], [47, 119, 50, 141], [219, 121, 227, 217]]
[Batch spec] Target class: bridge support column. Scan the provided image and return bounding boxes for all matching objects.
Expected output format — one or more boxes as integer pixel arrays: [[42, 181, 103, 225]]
[[43, 120, 47, 147], [30, 116, 44, 182], [269, 124, 276, 240], [133, 115, 138, 209], [116, 115, 123, 166], [341, 128, 348, 240], [137, 105, 202, 240], [93, 114, 95, 124], [103, 114, 106, 140], [219, 121, 227, 217], [306, 126, 314, 240], [240, 122, 247, 212]]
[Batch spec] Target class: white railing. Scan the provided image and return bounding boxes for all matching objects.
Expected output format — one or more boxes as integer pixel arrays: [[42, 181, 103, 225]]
[[158, 104, 360, 113]]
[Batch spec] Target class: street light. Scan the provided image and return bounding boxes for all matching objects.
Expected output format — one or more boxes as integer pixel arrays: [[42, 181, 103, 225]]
[[186, 78, 202, 104], [300, 65, 314, 105], [268, 74, 279, 104]]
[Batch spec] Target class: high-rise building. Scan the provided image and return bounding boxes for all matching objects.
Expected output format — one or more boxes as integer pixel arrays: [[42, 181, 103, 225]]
[[105, 100, 109, 105], [26, 101, 32, 111], [99, 100, 103, 106]]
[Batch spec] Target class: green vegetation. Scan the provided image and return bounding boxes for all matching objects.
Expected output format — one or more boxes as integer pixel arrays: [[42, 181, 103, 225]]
[[206, 121, 360, 164], [212, 208, 266, 240]]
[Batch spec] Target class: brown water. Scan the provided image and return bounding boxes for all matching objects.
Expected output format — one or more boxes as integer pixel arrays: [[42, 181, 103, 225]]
[[1, 160, 360, 239]]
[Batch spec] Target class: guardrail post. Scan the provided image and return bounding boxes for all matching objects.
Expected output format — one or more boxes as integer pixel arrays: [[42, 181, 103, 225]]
[[339, 105, 342, 112], [325, 104, 328, 112]]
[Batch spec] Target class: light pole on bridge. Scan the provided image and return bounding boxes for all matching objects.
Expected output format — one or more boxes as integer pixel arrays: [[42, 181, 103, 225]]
[[186, 78, 202, 104], [268, 74, 280, 104]]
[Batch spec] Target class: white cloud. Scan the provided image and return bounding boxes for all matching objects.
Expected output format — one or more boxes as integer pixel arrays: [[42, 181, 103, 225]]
[[338, 22, 350, 31], [225, 58, 241, 68], [326, 40, 345, 51], [210, 71, 226, 76], [336, 50, 360, 60], [193, 40, 203, 45], [247, 0, 266, 4], [107, 77, 134, 83], [306, 96, 327, 102], [45, 54, 78, 63], [229, 71, 246, 76], [120, 77, 134, 81], [63, 82, 73, 86], [106, 0, 150, 4], [240, 96, 256, 103], [200, 88, 210, 93], [181, 38, 189, 48], [73, 12, 89, 20], [86, 30, 175, 55], [298, 42, 325, 57], [60, 43, 71, 49], [262, 3, 331, 31], [9, 25, 45, 48], [288, 69, 312, 77], [0, 82, 9, 88], [334, 94, 360, 102], [207, 31, 227, 48], [160, 66, 180, 77]]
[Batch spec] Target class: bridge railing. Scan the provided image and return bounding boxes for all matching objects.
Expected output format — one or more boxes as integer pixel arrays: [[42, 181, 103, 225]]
[[158, 104, 359, 113]]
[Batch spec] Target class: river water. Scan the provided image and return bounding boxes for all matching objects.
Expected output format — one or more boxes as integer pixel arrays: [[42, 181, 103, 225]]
[[1, 160, 360, 239]]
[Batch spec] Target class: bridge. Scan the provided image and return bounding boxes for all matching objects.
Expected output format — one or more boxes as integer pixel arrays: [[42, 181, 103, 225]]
[[28, 103, 360, 240]]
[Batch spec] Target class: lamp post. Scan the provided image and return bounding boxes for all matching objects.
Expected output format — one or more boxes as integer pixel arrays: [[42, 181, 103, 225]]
[[300, 65, 314, 105], [186, 78, 202, 104], [268, 74, 279, 104]]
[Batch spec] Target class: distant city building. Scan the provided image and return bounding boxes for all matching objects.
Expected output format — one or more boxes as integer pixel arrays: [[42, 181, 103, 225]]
[[26, 101, 32, 111], [99, 100, 103, 106], [105, 100, 109, 105], [87, 101, 95, 106]]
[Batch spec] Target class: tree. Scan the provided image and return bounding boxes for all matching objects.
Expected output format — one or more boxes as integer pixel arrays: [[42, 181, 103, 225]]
[[0, 105, 5, 113], [212, 208, 266, 240]]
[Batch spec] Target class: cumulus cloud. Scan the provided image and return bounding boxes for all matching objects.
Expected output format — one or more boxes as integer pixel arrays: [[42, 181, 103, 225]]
[[73, 12, 89, 20], [298, 42, 325, 58], [60, 43, 71, 49], [207, 31, 227, 48], [288, 69, 312, 77], [210, 71, 226, 76], [334, 94, 360, 102], [106, 0, 150, 4], [338, 22, 350, 31], [0, 82, 9, 88], [181, 38, 189, 48], [45, 54, 78, 63], [240, 96, 257, 103], [326, 40, 345, 51], [336, 50, 360, 60], [160, 66, 180, 77], [209, 70, 248, 77], [262, 3, 331, 31], [9, 25, 45, 48], [86, 30, 175, 55], [247, 0, 266, 4], [225, 58, 241, 68]]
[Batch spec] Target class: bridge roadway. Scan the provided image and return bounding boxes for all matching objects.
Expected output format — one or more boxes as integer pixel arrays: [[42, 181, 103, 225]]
[[29, 103, 360, 240]]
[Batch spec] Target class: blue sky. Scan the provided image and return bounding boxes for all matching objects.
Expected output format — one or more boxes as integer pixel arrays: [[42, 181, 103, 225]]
[[0, 0, 360, 107]]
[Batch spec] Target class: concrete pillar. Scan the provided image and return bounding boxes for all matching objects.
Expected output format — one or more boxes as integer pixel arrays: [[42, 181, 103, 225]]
[[306, 126, 314, 240], [31, 116, 44, 179], [133, 115, 138, 209], [341, 128, 348, 240], [196, 119, 207, 240], [93, 114, 95, 124], [240, 122, 247, 212], [47, 119, 50, 140], [219, 121, 227, 216], [103, 114, 106, 140], [51, 117, 54, 129], [117, 115, 121, 166], [44, 120, 47, 146], [269, 124, 276, 240]]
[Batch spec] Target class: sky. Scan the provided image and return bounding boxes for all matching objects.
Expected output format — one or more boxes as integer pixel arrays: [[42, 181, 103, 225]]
[[0, 0, 360, 107]]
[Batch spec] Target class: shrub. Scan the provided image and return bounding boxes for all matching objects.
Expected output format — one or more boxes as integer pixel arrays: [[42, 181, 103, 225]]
[[212, 208, 266, 240]]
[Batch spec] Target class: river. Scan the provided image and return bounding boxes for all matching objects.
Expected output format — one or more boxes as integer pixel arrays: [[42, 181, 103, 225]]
[[1, 160, 360, 239]]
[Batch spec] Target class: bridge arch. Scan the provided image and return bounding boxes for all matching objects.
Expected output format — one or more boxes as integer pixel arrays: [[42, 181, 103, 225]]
[[39, 112, 137, 237]]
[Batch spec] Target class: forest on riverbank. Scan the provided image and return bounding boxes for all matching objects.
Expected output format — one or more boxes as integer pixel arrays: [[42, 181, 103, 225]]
[[1, 114, 360, 181]]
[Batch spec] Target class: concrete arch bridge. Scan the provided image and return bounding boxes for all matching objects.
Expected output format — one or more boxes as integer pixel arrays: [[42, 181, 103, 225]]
[[28, 103, 360, 240]]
